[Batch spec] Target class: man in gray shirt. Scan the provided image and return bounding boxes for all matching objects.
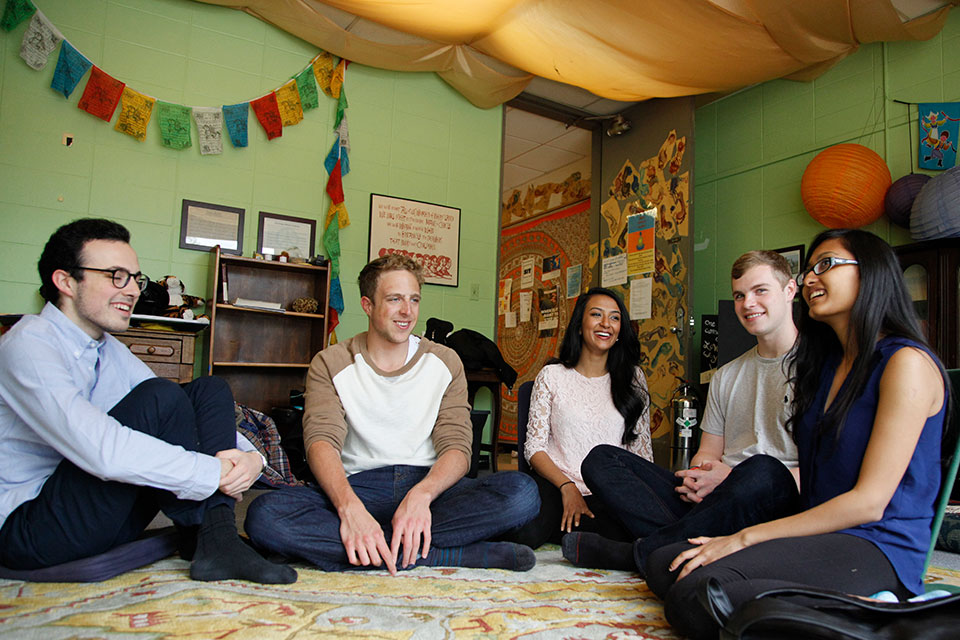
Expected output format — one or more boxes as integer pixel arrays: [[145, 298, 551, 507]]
[[563, 250, 801, 573]]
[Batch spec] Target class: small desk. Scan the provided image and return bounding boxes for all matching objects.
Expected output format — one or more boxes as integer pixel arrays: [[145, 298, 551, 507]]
[[465, 368, 502, 473]]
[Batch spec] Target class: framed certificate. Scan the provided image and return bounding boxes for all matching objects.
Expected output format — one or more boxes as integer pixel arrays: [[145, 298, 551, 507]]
[[257, 211, 317, 259], [179, 200, 244, 255]]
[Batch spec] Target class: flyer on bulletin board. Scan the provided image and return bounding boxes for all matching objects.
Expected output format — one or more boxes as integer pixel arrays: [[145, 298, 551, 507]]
[[519, 291, 532, 322], [601, 253, 628, 287], [498, 277, 512, 315], [520, 256, 535, 289], [627, 206, 656, 275], [566, 264, 582, 298], [629, 276, 653, 320]]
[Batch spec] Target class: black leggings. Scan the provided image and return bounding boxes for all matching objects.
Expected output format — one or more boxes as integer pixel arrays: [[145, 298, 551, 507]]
[[645, 533, 912, 640], [502, 471, 632, 548]]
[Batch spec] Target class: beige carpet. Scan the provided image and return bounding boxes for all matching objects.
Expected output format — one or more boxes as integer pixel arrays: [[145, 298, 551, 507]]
[[4, 547, 960, 639], [0, 545, 679, 639]]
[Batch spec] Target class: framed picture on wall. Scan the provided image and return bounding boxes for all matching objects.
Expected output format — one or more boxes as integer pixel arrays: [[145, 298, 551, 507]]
[[257, 211, 316, 259], [774, 244, 804, 281], [179, 200, 244, 255], [368, 194, 461, 287]]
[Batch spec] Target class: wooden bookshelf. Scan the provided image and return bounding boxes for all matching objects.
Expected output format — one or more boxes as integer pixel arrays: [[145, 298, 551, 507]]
[[205, 246, 331, 412]]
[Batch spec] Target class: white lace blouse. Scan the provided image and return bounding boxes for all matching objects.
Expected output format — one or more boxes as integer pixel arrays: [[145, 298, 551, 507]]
[[524, 363, 653, 495]]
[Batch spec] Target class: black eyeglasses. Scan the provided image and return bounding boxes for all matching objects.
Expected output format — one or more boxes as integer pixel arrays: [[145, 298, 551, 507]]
[[76, 267, 149, 291], [799, 256, 859, 286]]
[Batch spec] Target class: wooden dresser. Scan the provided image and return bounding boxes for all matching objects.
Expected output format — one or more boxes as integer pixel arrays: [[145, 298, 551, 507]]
[[113, 327, 197, 383]]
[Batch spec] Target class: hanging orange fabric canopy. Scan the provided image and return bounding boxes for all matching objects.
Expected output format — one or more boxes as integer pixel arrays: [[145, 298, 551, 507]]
[[194, 0, 957, 108]]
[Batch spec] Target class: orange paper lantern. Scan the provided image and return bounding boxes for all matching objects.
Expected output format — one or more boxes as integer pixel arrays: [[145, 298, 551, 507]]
[[801, 144, 892, 228]]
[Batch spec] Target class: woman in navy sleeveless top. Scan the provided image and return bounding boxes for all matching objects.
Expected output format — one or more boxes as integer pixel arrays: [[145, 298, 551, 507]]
[[645, 229, 949, 640]]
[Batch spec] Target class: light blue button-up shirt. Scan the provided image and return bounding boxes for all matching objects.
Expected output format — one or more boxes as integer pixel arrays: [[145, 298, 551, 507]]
[[0, 304, 223, 527]]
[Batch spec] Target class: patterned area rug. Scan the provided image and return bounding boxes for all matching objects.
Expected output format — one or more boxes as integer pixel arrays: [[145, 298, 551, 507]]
[[4, 546, 960, 639], [0, 546, 678, 639]]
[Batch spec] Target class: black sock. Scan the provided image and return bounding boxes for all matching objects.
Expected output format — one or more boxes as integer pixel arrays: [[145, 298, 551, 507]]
[[175, 524, 198, 561], [561, 532, 637, 571], [189, 504, 298, 584], [422, 541, 536, 571]]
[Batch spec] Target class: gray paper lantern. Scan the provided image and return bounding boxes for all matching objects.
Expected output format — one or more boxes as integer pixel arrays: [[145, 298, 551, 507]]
[[910, 166, 960, 240], [885, 173, 930, 228]]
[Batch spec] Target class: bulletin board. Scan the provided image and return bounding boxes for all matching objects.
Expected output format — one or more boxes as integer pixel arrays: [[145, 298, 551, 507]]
[[496, 199, 592, 443]]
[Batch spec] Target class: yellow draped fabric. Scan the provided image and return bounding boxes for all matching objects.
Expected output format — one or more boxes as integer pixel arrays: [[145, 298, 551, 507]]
[[194, 0, 956, 108]]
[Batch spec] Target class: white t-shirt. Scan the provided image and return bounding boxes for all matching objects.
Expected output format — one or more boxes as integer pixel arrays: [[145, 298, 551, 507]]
[[700, 346, 798, 468]]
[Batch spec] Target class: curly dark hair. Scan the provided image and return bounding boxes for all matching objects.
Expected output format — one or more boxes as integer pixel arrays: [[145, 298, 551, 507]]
[[37, 218, 131, 305], [553, 287, 649, 444]]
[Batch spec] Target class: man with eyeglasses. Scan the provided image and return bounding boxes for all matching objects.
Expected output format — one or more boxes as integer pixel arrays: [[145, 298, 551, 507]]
[[0, 218, 296, 584]]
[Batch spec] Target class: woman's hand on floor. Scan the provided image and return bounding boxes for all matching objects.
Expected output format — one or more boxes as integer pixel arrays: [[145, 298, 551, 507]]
[[560, 483, 595, 533]]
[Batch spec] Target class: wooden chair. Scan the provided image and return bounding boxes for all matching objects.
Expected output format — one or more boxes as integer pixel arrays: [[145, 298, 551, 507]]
[[516, 380, 535, 475]]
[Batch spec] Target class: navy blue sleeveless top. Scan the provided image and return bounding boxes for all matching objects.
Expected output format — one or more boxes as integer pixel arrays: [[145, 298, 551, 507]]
[[795, 336, 945, 595]]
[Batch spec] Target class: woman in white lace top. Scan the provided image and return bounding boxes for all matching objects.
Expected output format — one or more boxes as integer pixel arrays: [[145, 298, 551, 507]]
[[506, 287, 652, 548]]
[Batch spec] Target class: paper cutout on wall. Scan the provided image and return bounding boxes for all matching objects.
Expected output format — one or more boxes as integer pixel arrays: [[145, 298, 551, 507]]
[[335, 87, 348, 129], [222, 102, 248, 147], [325, 201, 350, 230], [193, 107, 223, 155], [276, 79, 303, 127], [50, 40, 91, 98], [294, 66, 319, 111], [312, 51, 336, 96], [326, 160, 345, 204], [77, 66, 124, 122], [919, 102, 959, 170], [251, 93, 282, 140], [325, 136, 350, 176], [19, 11, 59, 70], [157, 101, 191, 149], [330, 59, 346, 99], [114, 87, 155, 142], [336, 114, 351, 150], [1, 0, 35, 33]]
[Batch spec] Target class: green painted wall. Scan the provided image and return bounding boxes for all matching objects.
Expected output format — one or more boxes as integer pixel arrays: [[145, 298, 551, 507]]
[[0, 0, 502, 344], [693, 10, 960, 352]]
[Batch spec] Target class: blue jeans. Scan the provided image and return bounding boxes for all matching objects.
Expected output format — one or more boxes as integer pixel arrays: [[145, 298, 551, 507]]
[[245, 466, 539, 571], [0, 377, 236, 569], [581, 446, 800, 568]]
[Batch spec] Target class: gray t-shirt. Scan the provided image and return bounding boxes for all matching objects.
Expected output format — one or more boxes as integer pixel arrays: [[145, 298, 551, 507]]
[[700, 346, 798, 468]]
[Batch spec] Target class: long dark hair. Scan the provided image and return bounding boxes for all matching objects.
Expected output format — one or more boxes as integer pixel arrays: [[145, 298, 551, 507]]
[[553, 287, 648, 443], [787, 229, 946, 443]]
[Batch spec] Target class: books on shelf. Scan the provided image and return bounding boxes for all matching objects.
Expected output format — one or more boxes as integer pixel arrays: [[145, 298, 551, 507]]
[[220, 264, 229, 302], [232, 298, 285, 312]]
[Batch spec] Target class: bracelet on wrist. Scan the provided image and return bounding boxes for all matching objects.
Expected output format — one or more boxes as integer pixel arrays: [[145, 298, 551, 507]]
[[559, 480, 575, 490]]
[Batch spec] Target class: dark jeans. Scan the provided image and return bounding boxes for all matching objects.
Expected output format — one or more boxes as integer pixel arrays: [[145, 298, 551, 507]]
[[645, 533, 911, 640], [0, 377, 236, 569], [245, 466, 540, 571], [504, 471, 632, 548], [582, 445, 800, 567]]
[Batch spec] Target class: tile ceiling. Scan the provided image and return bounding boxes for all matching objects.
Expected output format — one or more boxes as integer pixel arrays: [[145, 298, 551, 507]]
[[502, 106, 593, 194]]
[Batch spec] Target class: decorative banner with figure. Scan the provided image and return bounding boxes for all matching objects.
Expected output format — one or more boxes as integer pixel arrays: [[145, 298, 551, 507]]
[[919, 103, 959, 170]]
